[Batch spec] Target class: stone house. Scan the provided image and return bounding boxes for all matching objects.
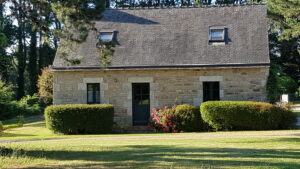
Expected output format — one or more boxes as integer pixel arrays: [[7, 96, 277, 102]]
[[52, 4, 270, 127]]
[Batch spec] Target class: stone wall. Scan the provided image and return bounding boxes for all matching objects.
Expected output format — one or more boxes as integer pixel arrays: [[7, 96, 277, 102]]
[[53, 67, 269, 126]]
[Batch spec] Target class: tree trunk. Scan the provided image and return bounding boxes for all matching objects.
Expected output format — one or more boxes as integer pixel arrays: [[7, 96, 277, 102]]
[[28, 28, 38, 95], [16, 0, 26, 99]]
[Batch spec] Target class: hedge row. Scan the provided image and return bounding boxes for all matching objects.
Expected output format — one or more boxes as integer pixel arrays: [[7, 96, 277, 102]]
[[175, 104, 210, 131], [45, 104, 114, 134], [200, 101, 297, 131], [44, 101, 296, 134]]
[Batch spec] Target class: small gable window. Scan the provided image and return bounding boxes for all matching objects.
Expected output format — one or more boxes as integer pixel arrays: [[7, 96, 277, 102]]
[[99, 32, 114, 42], [209, 27, 227, 43]]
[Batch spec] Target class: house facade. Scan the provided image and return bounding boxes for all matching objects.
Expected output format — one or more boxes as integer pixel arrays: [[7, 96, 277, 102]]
[[52, 4, 270, 127]]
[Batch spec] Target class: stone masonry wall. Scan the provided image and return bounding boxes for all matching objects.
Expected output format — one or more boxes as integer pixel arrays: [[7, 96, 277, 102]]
[[53, 67, 269, 126]]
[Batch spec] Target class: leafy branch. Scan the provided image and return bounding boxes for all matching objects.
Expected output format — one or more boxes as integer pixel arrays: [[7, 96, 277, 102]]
[[96, 41, 115, 68]]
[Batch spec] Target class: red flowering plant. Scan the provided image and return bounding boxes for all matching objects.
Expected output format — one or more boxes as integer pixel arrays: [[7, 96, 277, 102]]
[[148, 106, 183, 133]]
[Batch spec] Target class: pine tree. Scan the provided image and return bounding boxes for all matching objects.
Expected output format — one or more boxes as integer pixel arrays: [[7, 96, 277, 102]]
[[268, 0, 300, 41], [268, 0, 300, 85]]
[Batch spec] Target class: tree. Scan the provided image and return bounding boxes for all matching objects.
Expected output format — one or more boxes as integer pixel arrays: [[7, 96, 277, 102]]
[[267, 0, 300, 91], [28, 27, 38, 95], [267, 0, 300, 41], [0, 0, 108, 100], [268, 0, 300, 93], [0, 2, 16, 83], [12, 0, 28, 99]]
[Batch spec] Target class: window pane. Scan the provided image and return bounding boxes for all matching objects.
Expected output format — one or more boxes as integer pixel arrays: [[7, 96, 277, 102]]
[[87, 84, 93, 91], [203, 82, 220, 102], [142, 84, 149, 95], [95, 91, 100, 103], [210, 29, 224, 40], [87, 83, 100, 104], [87, 91, 94, 103], [99, 32, 113, 42]]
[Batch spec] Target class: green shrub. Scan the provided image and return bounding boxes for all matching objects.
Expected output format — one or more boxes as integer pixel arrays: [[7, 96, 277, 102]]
[[0, 80, 17, 120], [0, 102, 22, 120], [45, 104, 114, 134], [175, 104, 209, 131], [18, 94, 43, 115], [276, 108, 297, 129], [37, 67, 53, 105], [0, 81, 14, 102], [0, 94, 43, 120], [200, 101, 297, 131], [0, 121, 3, 133], [277, 76, 298, 94], [149, 105, 210, 132]]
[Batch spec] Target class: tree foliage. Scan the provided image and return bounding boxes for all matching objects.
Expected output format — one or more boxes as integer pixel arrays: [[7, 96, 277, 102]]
[[267, 0, 300, 41], [0, 80, 14, 102], [0, 29, 7, 48], [0, 0, 109, 99], [37, 67, 53, 105], [267, 0, 300, 97]]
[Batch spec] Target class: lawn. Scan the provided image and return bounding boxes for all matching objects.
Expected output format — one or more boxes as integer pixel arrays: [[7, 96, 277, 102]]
[[0, 120, 300, 169]]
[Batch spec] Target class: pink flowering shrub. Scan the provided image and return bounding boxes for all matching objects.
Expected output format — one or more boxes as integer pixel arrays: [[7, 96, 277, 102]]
[[148, 106, 183, 133]]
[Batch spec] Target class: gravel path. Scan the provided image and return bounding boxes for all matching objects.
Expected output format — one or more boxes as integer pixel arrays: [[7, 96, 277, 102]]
[[1, 130, 299, 144]]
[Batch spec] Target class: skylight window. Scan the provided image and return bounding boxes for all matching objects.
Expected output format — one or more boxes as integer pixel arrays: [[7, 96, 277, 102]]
[[99, 32, 114, 42], [209, 29, 225, 42]]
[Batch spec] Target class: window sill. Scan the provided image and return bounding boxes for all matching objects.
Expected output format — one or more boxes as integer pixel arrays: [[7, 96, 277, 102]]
[[208, 41, 226, 46]]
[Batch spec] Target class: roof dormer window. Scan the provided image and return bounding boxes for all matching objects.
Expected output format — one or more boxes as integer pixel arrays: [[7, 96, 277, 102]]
[[99, 32, 114, 42], [210, 29, 224, 41], [209, 26, 227, 44]]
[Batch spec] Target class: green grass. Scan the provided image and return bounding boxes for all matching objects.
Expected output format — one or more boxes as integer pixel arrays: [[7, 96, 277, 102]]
[[0, 121, 96, 141], [1, 115, 44, 130], [2, 115, 43, 125], [0, 121, 300, 168]]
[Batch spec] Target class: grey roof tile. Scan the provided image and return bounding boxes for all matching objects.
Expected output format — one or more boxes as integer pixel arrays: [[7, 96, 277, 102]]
[[53, 4, 270, 69]]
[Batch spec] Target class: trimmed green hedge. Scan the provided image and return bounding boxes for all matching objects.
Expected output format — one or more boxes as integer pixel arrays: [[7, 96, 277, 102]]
[[200, 101, 297, 131], [45, 104, 114, 134], [175, 104, 210, 131]]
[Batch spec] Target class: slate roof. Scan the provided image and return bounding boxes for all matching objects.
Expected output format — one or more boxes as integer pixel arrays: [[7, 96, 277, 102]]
[[52, 4, 270, 70]]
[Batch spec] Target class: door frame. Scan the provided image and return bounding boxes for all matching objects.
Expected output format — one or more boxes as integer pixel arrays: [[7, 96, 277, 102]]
[[125, 77, 154, 126], [132, 83, 150, 126]]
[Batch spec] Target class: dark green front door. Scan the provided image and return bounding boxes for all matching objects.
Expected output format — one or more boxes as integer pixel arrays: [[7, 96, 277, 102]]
[[132, 83, 150, 126]]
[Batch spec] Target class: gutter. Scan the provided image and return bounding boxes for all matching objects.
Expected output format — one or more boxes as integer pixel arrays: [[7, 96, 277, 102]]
[[51, 63, 270, 71]]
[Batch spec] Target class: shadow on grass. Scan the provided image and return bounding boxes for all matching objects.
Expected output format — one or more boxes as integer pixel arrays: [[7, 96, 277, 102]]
[[13, 144, 300, 169], [2, 115, 44, 125], [23, 121, 45, 127], [272, 137, 300, 142], [0, 133, 36, 137]]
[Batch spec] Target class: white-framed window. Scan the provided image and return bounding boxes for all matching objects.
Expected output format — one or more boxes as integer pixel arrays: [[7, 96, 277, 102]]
[[210, 29, 224, 41], [209, 26, 227, 43], [99, 32, 114, 42]]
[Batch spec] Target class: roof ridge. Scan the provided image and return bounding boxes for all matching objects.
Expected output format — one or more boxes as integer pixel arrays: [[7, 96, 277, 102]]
[[109, 3, 266, 10]]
